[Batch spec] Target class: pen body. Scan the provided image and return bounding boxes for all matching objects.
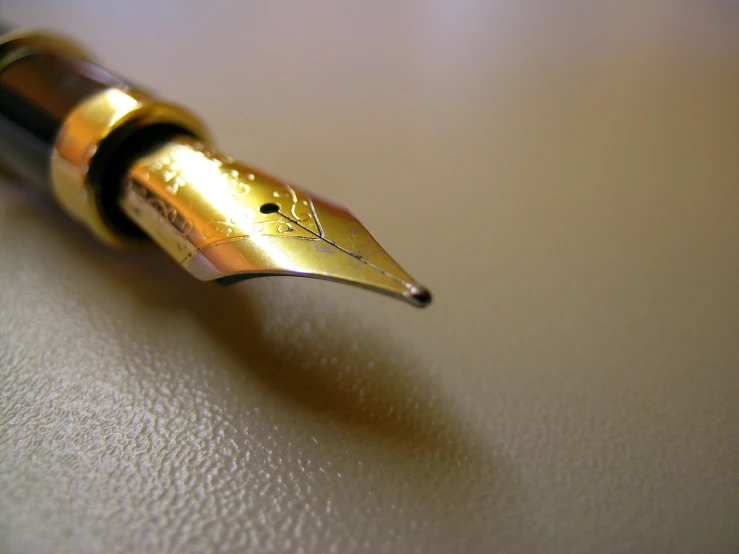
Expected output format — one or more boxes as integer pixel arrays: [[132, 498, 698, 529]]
[[0, 26, 208, 245], [0, 24, 430, 305], [0, 49, 123, 190]]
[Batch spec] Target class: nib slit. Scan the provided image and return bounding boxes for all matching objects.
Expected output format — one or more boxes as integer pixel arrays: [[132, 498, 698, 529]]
[[278, 207, 430, 307], [279, 209, 406, 284]]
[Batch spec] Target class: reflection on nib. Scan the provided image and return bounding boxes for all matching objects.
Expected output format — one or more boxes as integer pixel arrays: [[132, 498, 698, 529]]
[[120, 135, 431, 308]]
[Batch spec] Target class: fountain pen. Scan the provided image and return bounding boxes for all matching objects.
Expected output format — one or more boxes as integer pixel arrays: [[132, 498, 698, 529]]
[[0, 25, 431, 307]]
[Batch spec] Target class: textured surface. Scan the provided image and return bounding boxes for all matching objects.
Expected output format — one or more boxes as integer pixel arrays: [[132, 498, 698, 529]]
[[1, 1, 739, 553]]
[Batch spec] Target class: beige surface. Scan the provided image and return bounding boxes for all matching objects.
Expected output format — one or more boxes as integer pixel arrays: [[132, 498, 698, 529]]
[[1, 1, 738, 553]]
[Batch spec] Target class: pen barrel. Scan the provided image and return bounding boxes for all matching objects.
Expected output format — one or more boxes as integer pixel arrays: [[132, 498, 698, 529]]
[[0, 28, 209, 245], [0, 29, 101, 190]]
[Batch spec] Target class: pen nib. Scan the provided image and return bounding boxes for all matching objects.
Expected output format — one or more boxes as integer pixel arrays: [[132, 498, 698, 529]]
[[120, 136, 431, 308], [219, 197, 431, 307]]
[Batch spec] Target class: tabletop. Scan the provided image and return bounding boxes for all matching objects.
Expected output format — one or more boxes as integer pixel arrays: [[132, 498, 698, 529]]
[[1, 1, 738, 553]]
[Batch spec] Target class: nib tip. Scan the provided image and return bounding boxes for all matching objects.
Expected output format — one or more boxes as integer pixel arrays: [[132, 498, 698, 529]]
[[407, 285, 433, 308]]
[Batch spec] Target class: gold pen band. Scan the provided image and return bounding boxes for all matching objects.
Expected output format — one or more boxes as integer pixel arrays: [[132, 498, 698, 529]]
[[52, 87, 209, 245]]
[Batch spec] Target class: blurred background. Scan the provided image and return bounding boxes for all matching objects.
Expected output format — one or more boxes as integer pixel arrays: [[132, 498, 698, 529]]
[[1, 1, 738, 553]]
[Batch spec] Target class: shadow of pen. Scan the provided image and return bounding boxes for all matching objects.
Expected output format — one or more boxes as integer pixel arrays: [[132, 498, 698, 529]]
[[114, 253, 523, 546], [3, 182, 523, 545], [116, 239, 480, 457]]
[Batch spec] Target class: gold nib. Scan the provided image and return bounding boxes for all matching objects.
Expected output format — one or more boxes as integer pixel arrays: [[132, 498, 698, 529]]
[[119, 136, 431, 307]]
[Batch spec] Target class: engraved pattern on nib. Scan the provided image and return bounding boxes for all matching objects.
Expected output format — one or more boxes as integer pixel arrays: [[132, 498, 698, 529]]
[[138, 139, 323, 244]]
